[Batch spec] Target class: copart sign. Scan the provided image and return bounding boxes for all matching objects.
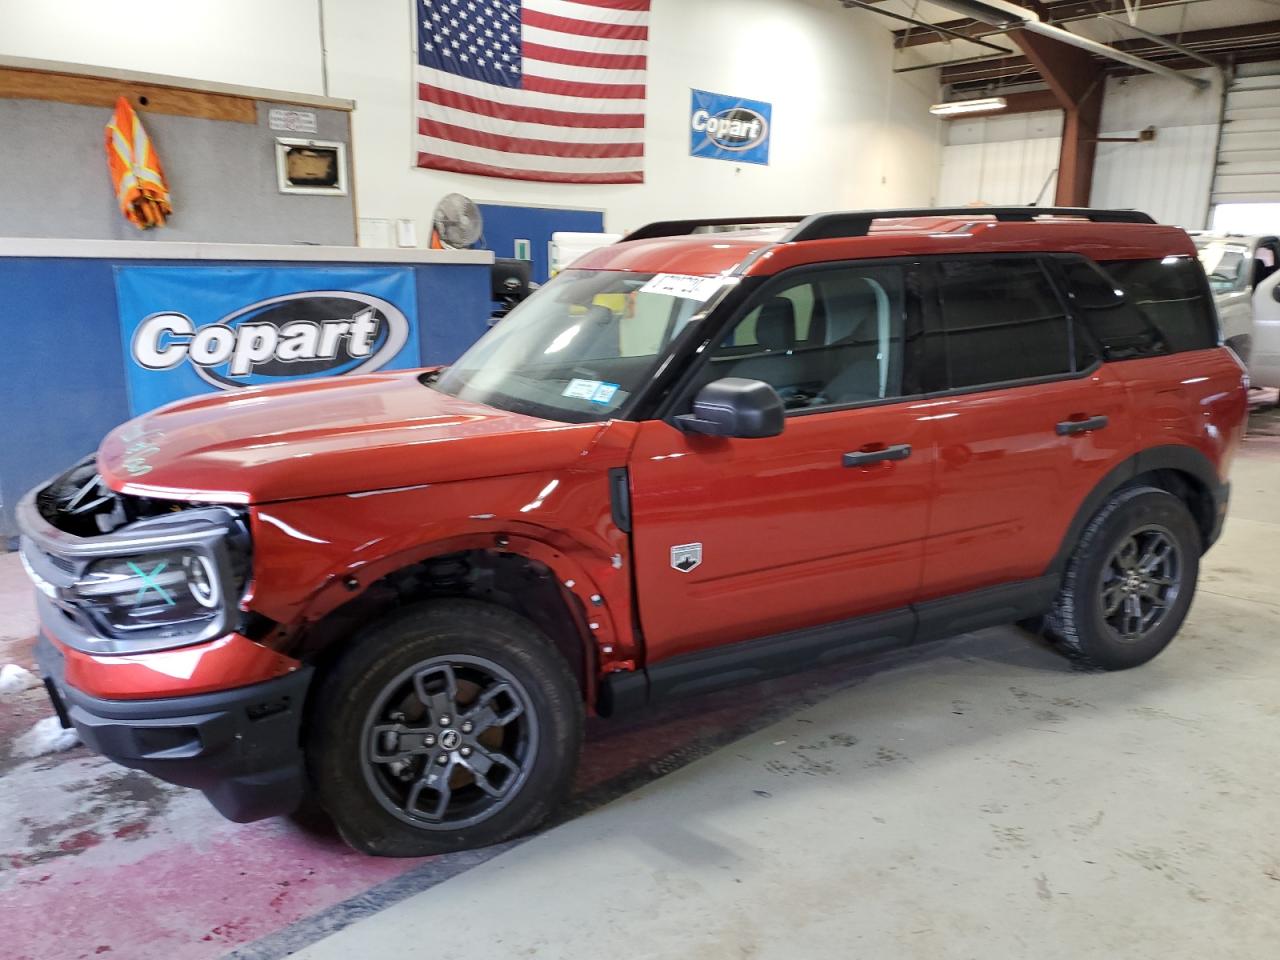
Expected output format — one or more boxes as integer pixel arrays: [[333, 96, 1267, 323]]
[[115, 266, 419, 414], [689, 88, 771, 166]]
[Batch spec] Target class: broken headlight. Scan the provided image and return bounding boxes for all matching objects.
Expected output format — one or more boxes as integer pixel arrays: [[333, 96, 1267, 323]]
[[73, 549, 225, 636], [19, 474, 251, 653]]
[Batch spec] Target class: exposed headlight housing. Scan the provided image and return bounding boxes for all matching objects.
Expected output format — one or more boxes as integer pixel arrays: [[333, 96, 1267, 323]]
[[73, 549, 227, 636], [17, 462, 251, 654]]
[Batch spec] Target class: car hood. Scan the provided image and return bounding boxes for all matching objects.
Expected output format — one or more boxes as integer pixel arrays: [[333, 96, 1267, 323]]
[[97, 371, 605, 503]]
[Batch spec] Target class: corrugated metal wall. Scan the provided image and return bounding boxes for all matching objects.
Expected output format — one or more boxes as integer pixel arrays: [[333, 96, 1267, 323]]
[[937, 137, 1062, 206], [1092, 123, 1218, 229], [1211, 72, 1280, 205], [936, 111, 1062, 206], [1087, 70, 1221, 229], [936, 72, 1222, 228]]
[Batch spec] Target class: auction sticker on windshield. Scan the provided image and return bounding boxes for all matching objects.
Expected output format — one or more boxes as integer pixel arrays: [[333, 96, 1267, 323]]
[[563, 378, 620, 404], [639, 274, 726, 301]]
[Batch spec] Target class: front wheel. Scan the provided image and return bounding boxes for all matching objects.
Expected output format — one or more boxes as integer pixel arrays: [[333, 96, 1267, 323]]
[[1045, 486, 1200, 670], [306, 599, 583, 857]]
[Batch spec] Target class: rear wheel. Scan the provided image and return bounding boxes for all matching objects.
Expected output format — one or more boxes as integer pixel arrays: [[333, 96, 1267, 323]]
[[1045, 486, 1200, 670], [306, 599, 582, 856]]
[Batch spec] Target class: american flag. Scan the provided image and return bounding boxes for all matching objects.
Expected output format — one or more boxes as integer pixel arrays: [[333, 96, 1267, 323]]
[[415, 0, 648, 184]]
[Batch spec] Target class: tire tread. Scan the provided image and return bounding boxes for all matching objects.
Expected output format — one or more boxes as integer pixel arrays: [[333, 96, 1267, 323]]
[[304, 598, 583, 857], [1044, 485, 1198, 670]]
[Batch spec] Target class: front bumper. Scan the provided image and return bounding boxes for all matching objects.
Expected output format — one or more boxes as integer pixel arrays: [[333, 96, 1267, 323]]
[[37, 635, 314, 823]]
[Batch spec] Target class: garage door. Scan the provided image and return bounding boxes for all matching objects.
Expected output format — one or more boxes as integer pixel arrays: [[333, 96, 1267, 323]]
[[1212, 73, 1280, 205]]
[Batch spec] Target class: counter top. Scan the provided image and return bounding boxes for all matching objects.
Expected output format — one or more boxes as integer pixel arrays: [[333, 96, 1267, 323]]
[[0, 237, 495, 264]]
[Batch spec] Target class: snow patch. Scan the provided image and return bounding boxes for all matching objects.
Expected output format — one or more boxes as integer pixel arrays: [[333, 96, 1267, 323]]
[[12, 716, 80, 758], [0, 663, 38, 695]]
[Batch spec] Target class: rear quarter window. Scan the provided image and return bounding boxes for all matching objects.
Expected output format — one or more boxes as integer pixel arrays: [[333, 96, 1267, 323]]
[[1086, 257, 1218, 357]]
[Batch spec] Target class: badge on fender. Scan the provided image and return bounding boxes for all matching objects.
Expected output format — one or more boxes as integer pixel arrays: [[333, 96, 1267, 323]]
[[670, 542, 703, 573]]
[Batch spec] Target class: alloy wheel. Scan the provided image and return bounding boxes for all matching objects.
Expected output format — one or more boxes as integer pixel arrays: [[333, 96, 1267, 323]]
[[1099, 524, 1182, 643], [360, 654, 538, 830]]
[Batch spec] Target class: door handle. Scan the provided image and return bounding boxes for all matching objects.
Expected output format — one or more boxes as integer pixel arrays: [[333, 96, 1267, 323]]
[[1056, 415, 1110, 436], [843, 443, 912, 467]]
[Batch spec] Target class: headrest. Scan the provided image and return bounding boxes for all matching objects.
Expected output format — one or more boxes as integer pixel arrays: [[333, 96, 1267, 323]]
[[757, 298, 796, 352], [825, 280, 879, 343]]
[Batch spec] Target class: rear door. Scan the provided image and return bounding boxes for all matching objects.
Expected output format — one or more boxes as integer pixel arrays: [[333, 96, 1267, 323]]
[[1090, 254, 1247, 457], [626, 261, 936, 664], [916, 256, 1134, 601]]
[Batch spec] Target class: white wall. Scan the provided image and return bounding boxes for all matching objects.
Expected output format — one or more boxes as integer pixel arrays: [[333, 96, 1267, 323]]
[[937, 111, 1062, 206], [1091, 68, 1222, 229], [0, 0, 324, 92], [0, 0, 942, 239], [328, 0, 942, 236]]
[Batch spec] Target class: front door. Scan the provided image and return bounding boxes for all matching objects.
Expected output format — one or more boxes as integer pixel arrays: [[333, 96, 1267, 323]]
[[627, 260, 935, 664]]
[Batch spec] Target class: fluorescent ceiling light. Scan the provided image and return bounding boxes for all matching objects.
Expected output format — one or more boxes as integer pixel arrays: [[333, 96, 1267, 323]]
[[929, 96, 1009, 117]]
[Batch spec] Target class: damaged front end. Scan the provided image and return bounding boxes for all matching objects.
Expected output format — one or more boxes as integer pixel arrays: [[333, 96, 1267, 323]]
[[18, 457, 252, 655], [18, 458, 313, 824]]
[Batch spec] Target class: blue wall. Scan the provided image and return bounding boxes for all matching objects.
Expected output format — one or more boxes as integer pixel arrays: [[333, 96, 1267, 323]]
[[476, 203, 605, 284], [0, 255, 491, 538]]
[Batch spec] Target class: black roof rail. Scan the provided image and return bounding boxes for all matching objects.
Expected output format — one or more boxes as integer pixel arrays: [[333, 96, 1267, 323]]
[[623, 215, 804, 242], [783, 207, 1157, 242]]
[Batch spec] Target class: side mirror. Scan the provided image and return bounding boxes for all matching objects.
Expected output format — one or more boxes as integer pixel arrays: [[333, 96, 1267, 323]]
[[674, 377, 784, 439], [1272, 282, 1280, 304]]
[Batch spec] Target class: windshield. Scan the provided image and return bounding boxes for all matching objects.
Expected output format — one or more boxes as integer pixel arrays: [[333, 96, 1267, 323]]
[[433, 269, 727, 422], [1195, 238, 1250, 295]]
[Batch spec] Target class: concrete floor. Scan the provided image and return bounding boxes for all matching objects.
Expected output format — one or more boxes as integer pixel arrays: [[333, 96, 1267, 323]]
[[4, 404, 1280, 959]]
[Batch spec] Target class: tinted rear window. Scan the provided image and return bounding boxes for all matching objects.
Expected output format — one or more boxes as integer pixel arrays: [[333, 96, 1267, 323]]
[[1090, 257, 1218, 357]]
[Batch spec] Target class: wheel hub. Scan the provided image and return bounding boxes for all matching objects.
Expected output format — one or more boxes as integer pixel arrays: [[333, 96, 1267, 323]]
[[1099, 524, 1182, 643], [438, 728, 462, 751], [360, 655, 538, 831]]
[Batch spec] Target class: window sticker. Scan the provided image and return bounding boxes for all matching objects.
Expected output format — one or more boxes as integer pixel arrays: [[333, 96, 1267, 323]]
[[562, 379, 621, 404], [639, 273, 726, 302], [563, 378, 601, 399], [590, 382, 619, 404]]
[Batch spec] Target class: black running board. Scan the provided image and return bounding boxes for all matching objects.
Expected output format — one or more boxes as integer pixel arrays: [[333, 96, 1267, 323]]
[[597, 575, 1059, 716]]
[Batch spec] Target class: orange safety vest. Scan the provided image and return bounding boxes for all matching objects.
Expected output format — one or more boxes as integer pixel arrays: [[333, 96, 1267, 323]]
[[105, 97, 172, 229]]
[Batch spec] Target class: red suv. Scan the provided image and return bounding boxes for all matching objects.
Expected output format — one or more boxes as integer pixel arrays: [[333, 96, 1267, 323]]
[[21, 208, 1247, 856]]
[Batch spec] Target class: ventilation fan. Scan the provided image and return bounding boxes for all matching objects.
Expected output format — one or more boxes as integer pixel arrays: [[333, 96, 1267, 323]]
[[431, 193, 484, 249]]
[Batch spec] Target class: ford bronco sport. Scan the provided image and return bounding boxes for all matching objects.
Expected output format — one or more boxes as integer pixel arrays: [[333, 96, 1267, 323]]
[[20, 207, 1247, 856]]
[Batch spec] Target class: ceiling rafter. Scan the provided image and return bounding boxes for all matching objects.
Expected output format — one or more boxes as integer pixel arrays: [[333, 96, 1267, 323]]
[[892, 0, 1210, 50], [940, 17, 1280, 91]]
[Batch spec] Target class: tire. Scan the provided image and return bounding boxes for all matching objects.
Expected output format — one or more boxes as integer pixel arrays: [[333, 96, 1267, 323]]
[[1044, 485, 1200, 671], [305, 599, 583, 857]]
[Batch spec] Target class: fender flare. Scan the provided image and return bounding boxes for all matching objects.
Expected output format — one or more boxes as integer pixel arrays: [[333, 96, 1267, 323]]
[[299, 532, 635, 708], [1047, 444, 1225, 576]]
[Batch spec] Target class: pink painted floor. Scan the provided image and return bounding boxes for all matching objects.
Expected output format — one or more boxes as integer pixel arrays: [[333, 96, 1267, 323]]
[[6, 391, 1279, 960], [0, 552, 869, 960]]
